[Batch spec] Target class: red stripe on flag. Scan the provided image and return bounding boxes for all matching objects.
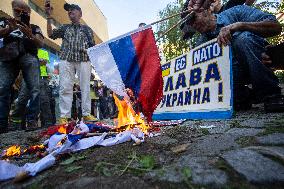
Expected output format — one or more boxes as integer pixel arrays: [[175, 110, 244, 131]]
[[131, 28, 163, 121]]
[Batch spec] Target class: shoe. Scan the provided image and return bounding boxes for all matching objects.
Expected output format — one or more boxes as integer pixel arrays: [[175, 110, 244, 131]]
[[25, 120, 39, 132], [264, 94, 284, 113], [83, 115, 98, 122], [59, 117, 69, 125]]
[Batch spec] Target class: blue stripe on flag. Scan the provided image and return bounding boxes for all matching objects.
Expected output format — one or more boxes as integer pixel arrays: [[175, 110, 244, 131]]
[[109, 36, 142, 96]]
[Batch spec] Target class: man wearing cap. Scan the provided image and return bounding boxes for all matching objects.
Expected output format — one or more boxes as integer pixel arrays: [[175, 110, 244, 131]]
[[45, 3, 97, 124]]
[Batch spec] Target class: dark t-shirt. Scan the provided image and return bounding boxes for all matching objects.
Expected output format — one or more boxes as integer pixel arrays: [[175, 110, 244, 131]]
[[0, 17, 44, 55]]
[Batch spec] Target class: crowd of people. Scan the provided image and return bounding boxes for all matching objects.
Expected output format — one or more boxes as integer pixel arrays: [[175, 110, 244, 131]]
[[0, 0, 116, 133], [0, 0, 283, 133]]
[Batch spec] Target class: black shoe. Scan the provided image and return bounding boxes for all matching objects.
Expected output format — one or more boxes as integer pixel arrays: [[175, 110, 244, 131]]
[[25, 120, 39, 131], [264, 94, 284, 113]]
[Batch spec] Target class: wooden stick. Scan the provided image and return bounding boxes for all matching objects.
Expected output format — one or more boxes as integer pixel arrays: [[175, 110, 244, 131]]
[[150, 10, 190, 26], [156, 12, 194, 42]]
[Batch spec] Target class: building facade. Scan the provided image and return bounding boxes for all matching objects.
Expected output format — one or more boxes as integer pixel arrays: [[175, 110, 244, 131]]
[[0, 0, 109, 67]]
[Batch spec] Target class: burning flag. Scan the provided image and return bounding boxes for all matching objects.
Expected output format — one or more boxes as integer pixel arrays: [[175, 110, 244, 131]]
[[87, 26, 163, 121]]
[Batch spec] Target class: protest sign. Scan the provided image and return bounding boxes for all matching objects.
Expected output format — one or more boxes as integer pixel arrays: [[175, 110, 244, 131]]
[[153, 39, 233, 120]]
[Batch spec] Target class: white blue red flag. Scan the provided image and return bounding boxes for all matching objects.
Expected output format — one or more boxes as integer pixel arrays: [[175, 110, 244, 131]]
[[87, 26, 163, 121]]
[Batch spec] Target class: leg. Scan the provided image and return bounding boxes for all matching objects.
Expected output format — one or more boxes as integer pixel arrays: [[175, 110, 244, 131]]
[[20, 53, 40, 123], [232, 32, 281, 101], [77, 62, 91, 116], [59, 60, 75, 118], [12, 80, 30, 119], [11, 80, 30, 130], [39, 78, 53, 127], [0, 60, 19, 132]]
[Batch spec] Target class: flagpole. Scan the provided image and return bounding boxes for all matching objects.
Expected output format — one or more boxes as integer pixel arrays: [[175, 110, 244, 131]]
[[155, 12, 194, 42], [150, 10, 190, 26]]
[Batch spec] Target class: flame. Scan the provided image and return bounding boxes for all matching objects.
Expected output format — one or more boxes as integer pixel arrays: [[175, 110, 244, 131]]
[[4, 145, 21, 157], [58, 125, 67, 134], [113, 94, 150, 133], [24, 144, 45, 154]]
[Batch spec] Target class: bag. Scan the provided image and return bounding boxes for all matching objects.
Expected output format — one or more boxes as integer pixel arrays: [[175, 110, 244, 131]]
[[0, 40, 25, 61]]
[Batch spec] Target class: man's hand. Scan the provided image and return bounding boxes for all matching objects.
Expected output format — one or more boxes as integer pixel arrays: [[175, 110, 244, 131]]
[[17, 23, 33, 39], [188, 0, 213, 11], [45, 5, 53, 17], [7, 18, 18, 32], [217, 22, 241, 46]]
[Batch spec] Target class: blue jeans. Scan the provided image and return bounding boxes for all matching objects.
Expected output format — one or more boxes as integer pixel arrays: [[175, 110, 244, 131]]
[[12, 77, 53, 127], [231, 32, 281, 103], [0, 53, 40, 128]]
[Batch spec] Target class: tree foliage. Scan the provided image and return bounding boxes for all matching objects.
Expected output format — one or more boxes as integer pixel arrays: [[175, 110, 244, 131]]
[[155, 0, 190, 61], [156, 0, 284, 61]]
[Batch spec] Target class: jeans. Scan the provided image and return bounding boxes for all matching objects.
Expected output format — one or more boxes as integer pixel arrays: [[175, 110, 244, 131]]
[[0, 53, 40, 129], [231, 32, 281, 103], [12, 77, 54, 127]]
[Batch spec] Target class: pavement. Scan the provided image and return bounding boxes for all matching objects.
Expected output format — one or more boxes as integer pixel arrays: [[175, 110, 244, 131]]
[[0, 104, 283, 189]]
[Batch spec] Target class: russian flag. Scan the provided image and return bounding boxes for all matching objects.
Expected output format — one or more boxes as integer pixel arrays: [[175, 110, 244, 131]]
[[87, 26, 163, 121]]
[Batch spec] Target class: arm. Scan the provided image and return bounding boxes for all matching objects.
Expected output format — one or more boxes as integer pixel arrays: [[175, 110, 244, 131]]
[[31, 33, 44, 48], [231, 21, 282, 38], [47, 18, 53, 38], [0, 18, 18, 38], [0, 27, 11, 38], [18, 24, 44, 48], [217, 21, 282, 46]]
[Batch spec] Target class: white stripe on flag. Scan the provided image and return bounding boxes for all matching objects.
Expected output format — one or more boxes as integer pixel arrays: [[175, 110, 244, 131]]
[[87, 44, 127, 97]]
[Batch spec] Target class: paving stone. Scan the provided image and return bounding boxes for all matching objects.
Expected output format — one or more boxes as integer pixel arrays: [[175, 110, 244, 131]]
[[226, 128, 263, 136], [239, 119, 267, 128], [58, 177, 96, 189], [256, 133, 284, 145], [188, 128, 263, 156], [223, 149, 284, 183], [245, 146, 284, 161], [179, 156, 228, 186], [148, 156, 228, 187], [151, 136, 178, 146]]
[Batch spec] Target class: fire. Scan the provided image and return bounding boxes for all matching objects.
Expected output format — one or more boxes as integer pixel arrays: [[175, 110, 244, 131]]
[[24, 144, 46, 154], [4, 145, 21, 157], [113, 94, 150, 133], [58, 125, 67, 134]]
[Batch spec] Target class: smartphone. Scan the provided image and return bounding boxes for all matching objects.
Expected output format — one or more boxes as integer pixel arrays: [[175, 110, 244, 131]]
[[266, 43, 284, 69], [45, 0, 51, 8], [20, 12, 30, 26]]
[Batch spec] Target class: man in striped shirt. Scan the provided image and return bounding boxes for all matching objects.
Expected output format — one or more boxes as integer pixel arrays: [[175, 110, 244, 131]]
[[46, 3, 97, 124]]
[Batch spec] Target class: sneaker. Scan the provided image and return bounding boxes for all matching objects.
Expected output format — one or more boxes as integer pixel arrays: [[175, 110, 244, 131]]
[[59, 117, 69, 125], [83, 115, 98, 122], [25, 120, 39, 132]]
